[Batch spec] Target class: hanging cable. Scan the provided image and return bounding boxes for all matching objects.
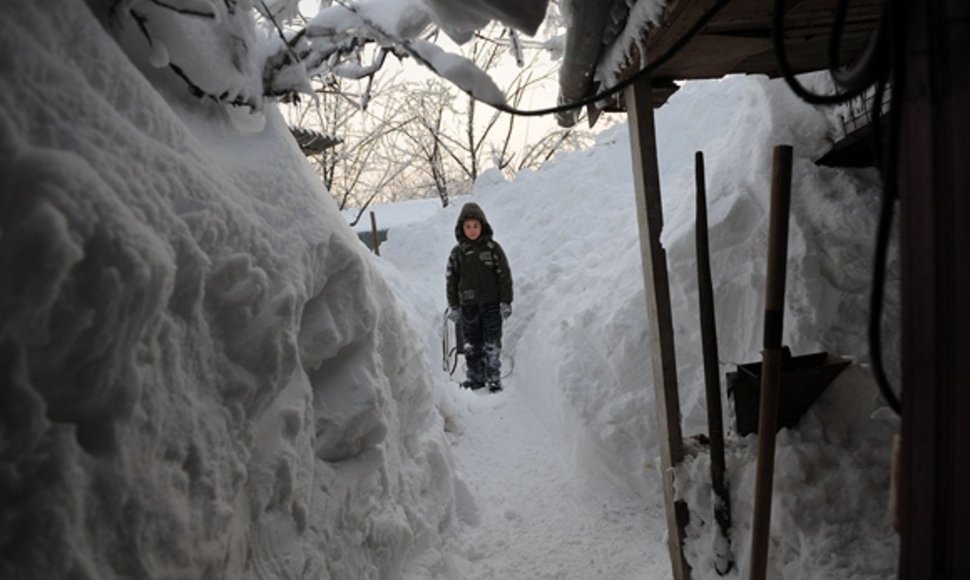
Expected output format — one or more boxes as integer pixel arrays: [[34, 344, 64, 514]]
[[772, 0, 888, 104], [828, 0, 889, 94], [867, 0, 903, 414], [482, 0, 734, 117]]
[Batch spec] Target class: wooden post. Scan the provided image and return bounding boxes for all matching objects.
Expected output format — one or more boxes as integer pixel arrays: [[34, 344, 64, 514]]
[[625, 75, 690, 580], [748, 145, 793, 580], [369, 210, 381, 256], [695, 151, 734, 575], [897, 0, 970, 577]]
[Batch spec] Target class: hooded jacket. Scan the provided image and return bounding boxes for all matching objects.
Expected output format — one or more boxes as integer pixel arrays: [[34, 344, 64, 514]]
[[446, 203, 513, 307]]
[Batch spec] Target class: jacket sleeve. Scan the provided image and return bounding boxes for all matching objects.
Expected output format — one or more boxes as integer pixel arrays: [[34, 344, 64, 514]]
[[493, 242, 513, 304], [446, 247, 459, 307]]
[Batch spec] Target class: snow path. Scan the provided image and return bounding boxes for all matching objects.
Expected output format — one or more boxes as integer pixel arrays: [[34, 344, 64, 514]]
[[448, 377, 671, 579]]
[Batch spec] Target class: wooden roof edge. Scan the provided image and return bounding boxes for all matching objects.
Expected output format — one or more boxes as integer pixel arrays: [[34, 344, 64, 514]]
[[557, 0, 703, 127]]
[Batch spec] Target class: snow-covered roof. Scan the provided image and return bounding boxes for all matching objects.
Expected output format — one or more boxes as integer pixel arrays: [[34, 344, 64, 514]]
[[556, 0, 884, 127], [289, 126, 342, 154]]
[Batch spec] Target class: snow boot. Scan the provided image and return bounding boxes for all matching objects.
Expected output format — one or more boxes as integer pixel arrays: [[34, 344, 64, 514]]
[[486, 380, 502, 393], [461, 380, 484, 390]]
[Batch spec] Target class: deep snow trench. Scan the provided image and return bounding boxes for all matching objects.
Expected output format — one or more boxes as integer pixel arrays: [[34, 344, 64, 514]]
[[445, 378, 671, 579]]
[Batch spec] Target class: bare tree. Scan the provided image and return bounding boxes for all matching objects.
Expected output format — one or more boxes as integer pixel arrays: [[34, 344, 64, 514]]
[[284, 74, 417, 220], [279, 9, 596, 211], [391, 80, 468, 207], [350, 23, 584, 208]]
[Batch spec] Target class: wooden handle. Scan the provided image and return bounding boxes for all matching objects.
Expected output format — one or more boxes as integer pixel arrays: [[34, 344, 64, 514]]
[[748, 145, 794, 580], [763, 145, 793, 349]]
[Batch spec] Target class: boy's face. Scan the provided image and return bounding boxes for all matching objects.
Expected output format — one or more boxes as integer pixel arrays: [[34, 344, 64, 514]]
[[463, 218, 482, 241]]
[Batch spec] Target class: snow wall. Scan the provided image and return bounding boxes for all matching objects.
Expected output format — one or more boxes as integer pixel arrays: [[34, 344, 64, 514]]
[[0, 2, 464, 579]]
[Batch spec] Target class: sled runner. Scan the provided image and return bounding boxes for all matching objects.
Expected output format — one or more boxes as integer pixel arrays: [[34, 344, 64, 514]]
[[441, 309, 463, 375], [441, 308, 513, 381]]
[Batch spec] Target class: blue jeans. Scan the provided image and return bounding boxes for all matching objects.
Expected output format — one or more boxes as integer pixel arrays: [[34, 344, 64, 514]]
[[460, 303, 503, 384]]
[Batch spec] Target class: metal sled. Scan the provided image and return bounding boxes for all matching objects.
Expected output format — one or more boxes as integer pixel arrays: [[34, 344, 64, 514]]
[[440, 309, 514, 380], [441, 310, 464, 375]]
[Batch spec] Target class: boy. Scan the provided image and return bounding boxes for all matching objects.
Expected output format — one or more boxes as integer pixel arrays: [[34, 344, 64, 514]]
[[446, 202, 513, 392]]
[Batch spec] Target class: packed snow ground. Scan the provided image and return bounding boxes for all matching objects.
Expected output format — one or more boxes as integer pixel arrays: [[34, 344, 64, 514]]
[[1, 1, 899, 579], [442, 384, 668, 579]]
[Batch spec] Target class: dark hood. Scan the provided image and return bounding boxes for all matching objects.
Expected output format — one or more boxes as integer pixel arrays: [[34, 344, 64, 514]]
[[454, 202, 494, 242]]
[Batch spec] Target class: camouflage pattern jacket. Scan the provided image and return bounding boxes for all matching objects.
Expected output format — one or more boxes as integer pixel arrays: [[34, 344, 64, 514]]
[[446, 203, 513, 307]]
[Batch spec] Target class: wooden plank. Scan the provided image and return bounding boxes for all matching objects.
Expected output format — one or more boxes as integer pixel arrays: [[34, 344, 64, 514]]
[[625, 74, 690, 580], [656, 21, 874, 79], [898, 0, 970, 577], [707, 0, 880, 30], [652, 34, 771, 79], [644, 0, 724, 73], [747, 33, 873, 74], [950, 0, 970, 568], [640, 0, 880, 81], [599, 80, 680, 113], [580, 0, 882, 116]]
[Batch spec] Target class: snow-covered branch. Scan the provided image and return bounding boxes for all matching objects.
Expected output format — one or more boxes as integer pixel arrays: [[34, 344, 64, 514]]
[[107, 0, 548, 114]]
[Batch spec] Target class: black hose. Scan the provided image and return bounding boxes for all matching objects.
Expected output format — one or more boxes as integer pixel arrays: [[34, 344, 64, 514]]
[[866, 0, 903, 413], [828, 0, 889, 95], [481, 0, 734, 117], [772, 0, 885, 105]]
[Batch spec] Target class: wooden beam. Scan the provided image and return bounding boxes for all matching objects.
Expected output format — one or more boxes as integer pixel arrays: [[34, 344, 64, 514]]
[[897, 0, 970, 577], [625, 74, 691, 580], [652, 34, 771, 78], [640, 0, 881, 81], [645, 0, 723, 64], [599, 80, 680, 114]]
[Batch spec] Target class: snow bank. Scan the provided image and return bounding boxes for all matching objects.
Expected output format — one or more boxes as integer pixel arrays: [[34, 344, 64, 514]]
[[0, 2, 462, 578]]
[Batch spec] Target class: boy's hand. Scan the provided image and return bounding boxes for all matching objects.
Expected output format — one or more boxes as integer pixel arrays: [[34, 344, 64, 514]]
[[447, 307, 460, 322], [500, 303, 512, 320]]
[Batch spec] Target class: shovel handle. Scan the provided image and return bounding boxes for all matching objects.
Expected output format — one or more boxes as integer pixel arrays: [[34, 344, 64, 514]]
[[749, 145, 794, 580], [763, 146, 793, 349]]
